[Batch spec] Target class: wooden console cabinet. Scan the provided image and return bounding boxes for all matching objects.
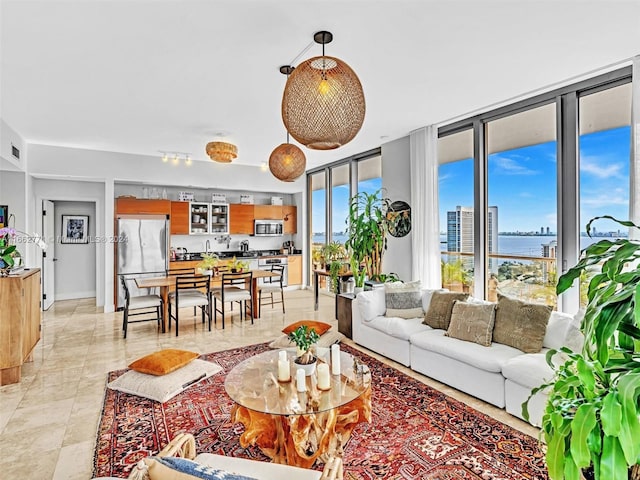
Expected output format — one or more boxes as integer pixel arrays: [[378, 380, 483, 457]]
[[0, 269, 41, 385], [336, 293, 355, 339]]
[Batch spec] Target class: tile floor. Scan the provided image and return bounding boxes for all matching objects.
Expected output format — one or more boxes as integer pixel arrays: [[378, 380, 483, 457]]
[[0, 289, 539, 479]]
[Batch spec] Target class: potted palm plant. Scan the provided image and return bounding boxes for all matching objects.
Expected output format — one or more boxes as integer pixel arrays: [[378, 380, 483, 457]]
[[525, 216, 640, 480], [345, 189, 391, 289], [288, 325, 320, 376]]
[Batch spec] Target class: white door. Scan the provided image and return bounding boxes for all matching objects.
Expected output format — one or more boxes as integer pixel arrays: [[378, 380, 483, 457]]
[[42, 200, 55, 310]]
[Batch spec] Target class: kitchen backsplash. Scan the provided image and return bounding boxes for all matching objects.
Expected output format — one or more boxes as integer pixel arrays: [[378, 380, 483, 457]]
[[170, 233, 296, 255]]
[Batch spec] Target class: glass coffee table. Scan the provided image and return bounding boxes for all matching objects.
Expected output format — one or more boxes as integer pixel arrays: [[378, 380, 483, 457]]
[[224, 348, 372, 468]]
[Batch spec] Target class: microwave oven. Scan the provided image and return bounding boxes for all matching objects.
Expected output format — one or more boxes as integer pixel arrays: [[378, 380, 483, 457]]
[[254, 219, 284, 236]]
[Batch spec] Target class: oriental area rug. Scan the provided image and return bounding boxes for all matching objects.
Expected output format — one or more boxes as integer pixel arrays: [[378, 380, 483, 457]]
[[93, 342, 548, 479]]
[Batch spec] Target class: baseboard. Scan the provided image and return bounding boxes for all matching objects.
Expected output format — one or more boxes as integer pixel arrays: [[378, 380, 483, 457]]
[[55, 291, 96, 301]]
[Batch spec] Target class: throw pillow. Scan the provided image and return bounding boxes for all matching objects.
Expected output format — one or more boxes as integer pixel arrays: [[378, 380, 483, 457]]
[[445, 300, 496, 347], [358, 288, 386, 322], [144, 456, 258, 480], [108, 359, 222, 403], [423, 291, 469, 330], [129, 349, 200, 376], [385, 281, 423, 319], [282, 320, 331, 336], [493, 294, 552, 353]]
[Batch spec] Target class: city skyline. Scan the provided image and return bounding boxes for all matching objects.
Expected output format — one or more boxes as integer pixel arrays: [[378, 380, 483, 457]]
[[439, 126, 631, 234]]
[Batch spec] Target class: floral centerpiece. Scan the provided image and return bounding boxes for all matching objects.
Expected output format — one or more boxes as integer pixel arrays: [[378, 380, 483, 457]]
[[0, 227, 18, 274], [197, 252, 219, 275], [0, 226, 48, 276], [229, 256, 249, 273]]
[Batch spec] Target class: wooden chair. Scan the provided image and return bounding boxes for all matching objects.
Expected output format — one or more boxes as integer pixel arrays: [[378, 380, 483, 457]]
[[168, 274, 211, 336], [167, 267, 198, 313], [119, 275, 163, 338], [258, 264, 285, 317], [212, 271, 253, 329]]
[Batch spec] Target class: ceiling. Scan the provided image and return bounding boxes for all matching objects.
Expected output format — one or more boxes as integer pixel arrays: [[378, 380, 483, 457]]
[[2, 0, 640, 172]]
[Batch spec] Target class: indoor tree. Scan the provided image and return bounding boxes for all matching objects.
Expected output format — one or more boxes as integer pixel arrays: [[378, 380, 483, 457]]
[[344, 189, 391, 287], [525, 216, 640, 480]]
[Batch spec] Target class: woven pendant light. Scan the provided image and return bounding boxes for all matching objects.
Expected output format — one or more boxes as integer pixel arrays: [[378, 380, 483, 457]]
[[269, 141, 306, 182], [205, 141, 237, 163], [281, 31, 365, 150]]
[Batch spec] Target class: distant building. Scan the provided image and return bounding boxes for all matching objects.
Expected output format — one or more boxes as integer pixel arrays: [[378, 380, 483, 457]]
[[540, 226, 544, 235], [447, 206, 498, 271], [546, 226, 550, 235], [541, 240, 557, 284]]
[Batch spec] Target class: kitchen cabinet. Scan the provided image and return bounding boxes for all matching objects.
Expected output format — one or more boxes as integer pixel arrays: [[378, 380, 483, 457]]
[[209, 204, 229, 233], [254, 205, 283, 220], [283, 205, 297, 234], [0, 269, 41, 385], [170, 201, 190, 235], [189, 202, 229, 235], [288, 255, 302, 285], [116, 198, 171, 215], [229, 204, 254, 234]]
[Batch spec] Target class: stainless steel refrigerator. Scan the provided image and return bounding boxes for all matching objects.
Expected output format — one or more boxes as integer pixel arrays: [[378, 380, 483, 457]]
[[116, 215, 169, 309]]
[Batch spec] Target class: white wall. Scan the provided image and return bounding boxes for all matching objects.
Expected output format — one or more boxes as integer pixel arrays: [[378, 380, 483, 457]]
[[29, 144, 305, 193], [33, 178, 106, 308], [381, 136, 412, 282], [0, 170, 26, 232], [54, 201, 97, 300], [0, 119, 25, 170]]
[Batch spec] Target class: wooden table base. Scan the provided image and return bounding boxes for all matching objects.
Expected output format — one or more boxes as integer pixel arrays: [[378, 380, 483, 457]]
[[231, 386, 371, 468]]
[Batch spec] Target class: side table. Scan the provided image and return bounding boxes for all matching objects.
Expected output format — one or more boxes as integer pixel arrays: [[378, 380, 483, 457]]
[[336, 293, 355, 339]]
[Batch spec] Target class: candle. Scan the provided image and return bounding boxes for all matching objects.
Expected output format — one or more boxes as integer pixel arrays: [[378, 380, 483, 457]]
[[331, 344, 341, 375], [278, 359, 290, 382], [279, 350, 287, 362], [296, 368, 306, 392], [317, 363, 330, 390]]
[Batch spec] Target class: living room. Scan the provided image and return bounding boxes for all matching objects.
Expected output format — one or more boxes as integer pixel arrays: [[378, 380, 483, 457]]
[[2, 1, 640, 479]]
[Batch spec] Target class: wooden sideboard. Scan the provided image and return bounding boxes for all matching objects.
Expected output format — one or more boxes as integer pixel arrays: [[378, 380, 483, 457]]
[[0, 268, 41, 385]]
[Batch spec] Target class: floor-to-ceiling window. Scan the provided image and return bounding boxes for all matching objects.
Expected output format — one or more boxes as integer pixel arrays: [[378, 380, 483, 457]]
[[578, 82, 632, 306], [309, 171, 326, 274], [307, 150, 381, 285], [486, 103, 558, 307], [438, 128, 474, 294], [331, 163, 350, 244], [438, 66, 632, 312]]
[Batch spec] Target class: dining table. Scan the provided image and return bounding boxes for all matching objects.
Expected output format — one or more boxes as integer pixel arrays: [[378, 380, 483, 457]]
[[135, 269, 279, 332]]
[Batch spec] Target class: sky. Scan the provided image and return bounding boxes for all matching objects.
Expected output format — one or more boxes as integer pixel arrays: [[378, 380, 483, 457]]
[[438, 126, 631, 234], [311, 126, 631, 237]]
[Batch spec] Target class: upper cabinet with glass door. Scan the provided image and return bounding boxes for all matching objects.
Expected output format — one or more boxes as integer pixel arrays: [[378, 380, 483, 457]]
[[190, 202, 210, 234], [209, 204, 229, 234]]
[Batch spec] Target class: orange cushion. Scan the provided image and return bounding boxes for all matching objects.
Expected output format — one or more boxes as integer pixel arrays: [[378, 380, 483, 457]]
[[282, 320, 331, 336], [128, 349, 199, 376]]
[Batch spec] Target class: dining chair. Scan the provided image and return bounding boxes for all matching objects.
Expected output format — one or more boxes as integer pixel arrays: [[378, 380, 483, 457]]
[[168, 274, 211, 336], [167, 267, 198, 313], [258, 264, 285, 317], [212, 271, 253, 329], [120, 275, 163, 338]]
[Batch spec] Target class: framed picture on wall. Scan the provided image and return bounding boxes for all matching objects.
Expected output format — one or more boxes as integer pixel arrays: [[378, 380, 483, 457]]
[[0, 205, 7, 228], [61, 215, 89, 244]]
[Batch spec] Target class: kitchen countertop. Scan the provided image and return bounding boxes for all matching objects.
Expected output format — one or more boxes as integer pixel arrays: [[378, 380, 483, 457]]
[[171, 249, 302, 262]]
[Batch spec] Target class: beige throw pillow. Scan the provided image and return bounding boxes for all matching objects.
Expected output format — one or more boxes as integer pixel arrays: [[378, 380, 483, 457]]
[[385, 281, 423, 319], [423, 291, 469, 330], [493, 294, 552, 353], [445, 301, 496, 347]]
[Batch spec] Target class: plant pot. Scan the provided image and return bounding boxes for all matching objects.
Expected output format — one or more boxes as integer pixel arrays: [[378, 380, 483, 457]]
[[294, 357, 317, 376]]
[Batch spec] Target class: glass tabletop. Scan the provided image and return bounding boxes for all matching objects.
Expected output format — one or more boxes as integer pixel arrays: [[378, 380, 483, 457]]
[[224, 349, 371, 416]]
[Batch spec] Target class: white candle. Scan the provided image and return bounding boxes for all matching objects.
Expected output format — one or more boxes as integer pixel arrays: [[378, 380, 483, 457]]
[[317, 363, 330, 390], [278, 359, 290, 382], [331, 344, 341, 375], [279, 350, 287, 362], [296, 368, 306, 392]]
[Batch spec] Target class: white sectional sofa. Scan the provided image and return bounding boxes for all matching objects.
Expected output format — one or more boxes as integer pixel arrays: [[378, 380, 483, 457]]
[[352, 287, 582, 426]]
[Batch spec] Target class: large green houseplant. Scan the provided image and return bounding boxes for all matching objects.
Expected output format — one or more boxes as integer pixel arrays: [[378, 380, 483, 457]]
[[344, 189, 391, 288], [525, 216, 640, 480]]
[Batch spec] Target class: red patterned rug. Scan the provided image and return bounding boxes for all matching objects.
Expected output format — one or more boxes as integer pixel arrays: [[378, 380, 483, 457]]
[[93, 343, 548, 479]]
